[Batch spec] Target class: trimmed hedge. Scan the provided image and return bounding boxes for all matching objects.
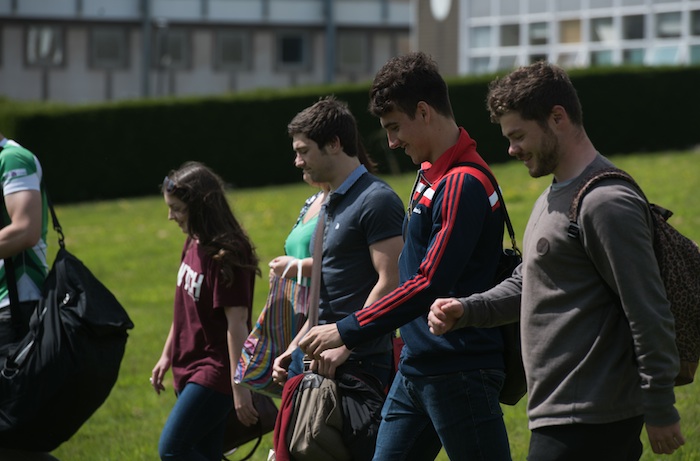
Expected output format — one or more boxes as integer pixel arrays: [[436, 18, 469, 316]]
[[1, 65, 698, 204]]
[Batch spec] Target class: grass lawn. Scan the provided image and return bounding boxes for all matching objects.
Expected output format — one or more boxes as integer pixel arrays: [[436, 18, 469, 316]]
[[49, 150, 699, 461]]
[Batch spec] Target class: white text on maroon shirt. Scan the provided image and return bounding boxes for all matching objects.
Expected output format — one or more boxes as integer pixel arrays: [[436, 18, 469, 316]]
[[177, 262, 204, 301]]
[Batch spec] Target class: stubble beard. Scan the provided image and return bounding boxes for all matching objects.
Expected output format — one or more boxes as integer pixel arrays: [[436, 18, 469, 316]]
[[528, 130, 560, 178]]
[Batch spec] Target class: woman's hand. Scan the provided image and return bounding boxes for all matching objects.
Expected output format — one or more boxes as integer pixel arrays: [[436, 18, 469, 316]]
[[233, 386, 258, 427], [268, 256, 297, 278], [150, 356, 170, 395], [272, 346, 295, 385]]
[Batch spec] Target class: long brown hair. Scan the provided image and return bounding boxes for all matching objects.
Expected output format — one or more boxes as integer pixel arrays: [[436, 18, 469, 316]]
[[164, 161, 260, 285]]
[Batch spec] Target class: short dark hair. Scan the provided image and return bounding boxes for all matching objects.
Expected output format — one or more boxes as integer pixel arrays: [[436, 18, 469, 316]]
[[486, 61, 583, 126], [287, 96, 360, 157], [369, 51, 454, 120]]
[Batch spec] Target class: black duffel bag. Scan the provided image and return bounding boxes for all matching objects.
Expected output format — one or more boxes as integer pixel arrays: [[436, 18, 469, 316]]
[[0, 202, 133, 451]]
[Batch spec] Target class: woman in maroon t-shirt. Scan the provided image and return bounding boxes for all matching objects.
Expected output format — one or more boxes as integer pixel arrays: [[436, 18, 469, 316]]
[[151, 161, 261, 461]]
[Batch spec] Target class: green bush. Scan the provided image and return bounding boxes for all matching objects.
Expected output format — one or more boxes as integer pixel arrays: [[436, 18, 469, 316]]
[[1, 66, 698, 203]]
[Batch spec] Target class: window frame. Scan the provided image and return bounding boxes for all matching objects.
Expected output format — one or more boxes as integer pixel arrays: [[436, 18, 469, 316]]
[[591, 17, 615, 42], [529, 22, 549, 46], [692, 10, 700, 36], [89, 26, 130, 70], [336, 30, 370, 74], [656, 12, 682, 38], [214, 29, 252, 72], [622, 15, 645, 40], [275, 30, 311, 72], [470, 26, 492, 48], [500, 24, 520, 47], [689, 45, 700, 64], [152, 27, 192, 71], [559, 19, 582, 43], [25, 24, 66, 68]]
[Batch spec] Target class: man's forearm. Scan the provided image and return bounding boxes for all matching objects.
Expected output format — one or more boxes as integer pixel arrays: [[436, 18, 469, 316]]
[[455, 277, 522, 329]]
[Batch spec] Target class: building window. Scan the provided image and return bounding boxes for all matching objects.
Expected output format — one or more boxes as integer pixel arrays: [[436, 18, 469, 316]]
[[559, 20, 581, 43], [623, 48, 645, 64], [590, 0, 613, 8], [656, 12, 681, 38], [276, 31, 310, 71], [89, 27, 128, 70], [590, 50, 614, 66], [500, 24, 519, 46], [557, 52, 580, 68], [25, 25, 64, 67], [649, 46, 679, 64], [153, 28, 191, 70], [623, 15, 645, 40], [470, 26, 491, 48], [690, 45, 700, 64], [337, 31, 369, 73], [215, 30, 251, 71], [470, 57, 490, 74], [529, 23, 548, 46], [496, 55, 517, 70], [690, 10, 700, 36], [622, 0, 644, 5], [591, 17, 615, 42]]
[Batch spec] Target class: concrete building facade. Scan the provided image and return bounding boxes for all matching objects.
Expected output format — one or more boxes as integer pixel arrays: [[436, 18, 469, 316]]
[[0, 0, 410, 103]]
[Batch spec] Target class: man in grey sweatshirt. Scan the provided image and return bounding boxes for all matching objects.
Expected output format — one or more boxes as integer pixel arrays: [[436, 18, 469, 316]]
[[428, 61, 684, 461]]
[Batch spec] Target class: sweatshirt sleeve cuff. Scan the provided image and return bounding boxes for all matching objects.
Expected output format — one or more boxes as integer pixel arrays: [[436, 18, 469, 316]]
[[337, 314, 362, 349], [642, 389, 680, 426]]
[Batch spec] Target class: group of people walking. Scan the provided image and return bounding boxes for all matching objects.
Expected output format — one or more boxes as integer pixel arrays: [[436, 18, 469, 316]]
[[146, 51, 685, 461], [0, 50, 685, 461]]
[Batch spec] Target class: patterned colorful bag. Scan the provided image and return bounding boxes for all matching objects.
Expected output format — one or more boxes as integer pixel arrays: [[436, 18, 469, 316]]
[[235, 260, 309, 397]]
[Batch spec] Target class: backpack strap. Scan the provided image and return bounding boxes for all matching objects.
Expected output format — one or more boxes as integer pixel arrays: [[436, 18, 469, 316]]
[[452, 162, 520, 253], [567, 167, 662, 240]]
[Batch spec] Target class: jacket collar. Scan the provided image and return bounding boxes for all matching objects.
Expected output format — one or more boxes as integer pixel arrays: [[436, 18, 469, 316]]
[[421, 127, 481, 184]]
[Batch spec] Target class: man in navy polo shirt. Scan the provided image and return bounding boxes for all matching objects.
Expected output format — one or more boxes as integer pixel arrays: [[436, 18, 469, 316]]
[[272, 96, 404, 460]]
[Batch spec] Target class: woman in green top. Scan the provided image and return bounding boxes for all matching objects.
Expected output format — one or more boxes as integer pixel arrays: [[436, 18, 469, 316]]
[[268, 147, 377, 283], [268, 173, 327, 284]]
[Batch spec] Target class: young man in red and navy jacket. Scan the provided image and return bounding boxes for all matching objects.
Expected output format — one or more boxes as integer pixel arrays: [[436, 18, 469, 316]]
[[300, 52, 513, 461]]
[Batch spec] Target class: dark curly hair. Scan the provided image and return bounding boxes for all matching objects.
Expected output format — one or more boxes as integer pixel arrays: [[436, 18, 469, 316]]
[[486, 61, 583, 127], [369, 51, 454, 120]]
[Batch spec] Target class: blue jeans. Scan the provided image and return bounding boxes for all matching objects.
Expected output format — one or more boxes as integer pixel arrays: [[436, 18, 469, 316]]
[[159, 382, 233, 461], [373, 369, 512, 461]]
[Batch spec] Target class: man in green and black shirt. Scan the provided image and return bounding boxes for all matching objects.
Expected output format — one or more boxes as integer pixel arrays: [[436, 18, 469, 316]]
[[0, 133, 56, 461]]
